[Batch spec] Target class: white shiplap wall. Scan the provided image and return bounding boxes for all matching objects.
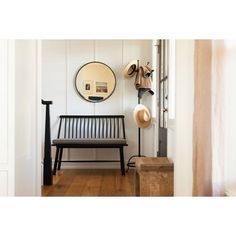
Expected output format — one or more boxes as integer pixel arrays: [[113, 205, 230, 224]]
[[42, 40, 155, 168]]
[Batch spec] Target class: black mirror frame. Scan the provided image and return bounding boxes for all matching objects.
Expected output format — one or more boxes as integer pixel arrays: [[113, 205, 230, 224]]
[[74, 61, 117, 103]]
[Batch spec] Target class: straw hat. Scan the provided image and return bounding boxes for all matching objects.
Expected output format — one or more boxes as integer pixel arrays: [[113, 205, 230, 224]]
[[133, 104, 152, 128], [123, 60, 138, 79]]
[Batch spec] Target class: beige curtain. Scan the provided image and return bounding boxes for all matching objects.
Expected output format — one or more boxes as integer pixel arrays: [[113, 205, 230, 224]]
[[193, 40, 226, 196], [193, 40, 212, 196]]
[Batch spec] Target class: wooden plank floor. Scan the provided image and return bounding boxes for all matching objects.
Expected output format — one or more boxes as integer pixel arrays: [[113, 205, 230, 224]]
[[42, 169, 135, 196]]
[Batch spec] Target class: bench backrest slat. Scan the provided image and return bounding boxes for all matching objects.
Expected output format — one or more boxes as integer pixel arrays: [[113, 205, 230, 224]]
[[68, 118, 71, 138], [64, 118, 67, 138], [122, 117, 126, 139], [57, 115, 126, 140], [57, 118, 62, 139], [116, 118, 119, 138], [76, 118, 78, 138]]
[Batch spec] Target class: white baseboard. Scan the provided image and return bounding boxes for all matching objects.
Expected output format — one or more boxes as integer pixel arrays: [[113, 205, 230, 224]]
[[41, 161, 125, 170], [60, 161, 122, 169]]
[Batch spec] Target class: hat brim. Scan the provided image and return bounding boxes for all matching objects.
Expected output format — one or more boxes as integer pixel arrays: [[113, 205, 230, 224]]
[[123, 60, 138, 79], [133, 104, 152, 128]]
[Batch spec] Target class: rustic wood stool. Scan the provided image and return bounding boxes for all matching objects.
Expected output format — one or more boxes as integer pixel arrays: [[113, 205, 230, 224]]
[[135, 157, 174, 196]]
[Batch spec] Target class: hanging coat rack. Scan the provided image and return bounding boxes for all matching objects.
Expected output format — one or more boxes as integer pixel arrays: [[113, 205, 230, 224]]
[[126, 60, 154, 172]]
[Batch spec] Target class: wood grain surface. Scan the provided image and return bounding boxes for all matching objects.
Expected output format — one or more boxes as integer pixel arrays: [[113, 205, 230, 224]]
[[42, 169, 135, 196]]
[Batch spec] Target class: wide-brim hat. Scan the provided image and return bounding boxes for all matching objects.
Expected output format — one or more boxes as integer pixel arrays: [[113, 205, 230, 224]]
[[133, 104, 152, 128], [123, 60, 138, 79]]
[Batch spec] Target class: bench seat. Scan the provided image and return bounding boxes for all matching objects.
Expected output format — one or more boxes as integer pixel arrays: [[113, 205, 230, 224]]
[[52, 138, 127, 145]]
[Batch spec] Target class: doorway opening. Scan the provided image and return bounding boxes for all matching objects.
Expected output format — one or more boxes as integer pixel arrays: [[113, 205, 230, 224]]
[[40, 39, 175, 196]]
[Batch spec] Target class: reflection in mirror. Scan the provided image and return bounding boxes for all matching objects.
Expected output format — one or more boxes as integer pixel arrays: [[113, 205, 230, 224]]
[[75, 61, 116, 102]]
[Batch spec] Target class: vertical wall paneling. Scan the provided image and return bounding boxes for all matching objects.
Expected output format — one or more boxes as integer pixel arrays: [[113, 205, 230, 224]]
[[15, 40, 39, 196], [0, 40, 9, 196], [174, 40, 194, 196], [65, 41, 70, 160], [36, 40, 42, 194], [41, 40, 68, 161], [7, 40, 15, 196], [121, 41, 125, 113], [0, 40, 8, 165], [0, 40, 15, 196], [42, 40, 154, 169]]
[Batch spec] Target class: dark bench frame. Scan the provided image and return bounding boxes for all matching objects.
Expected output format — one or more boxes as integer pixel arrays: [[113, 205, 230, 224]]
[[52, 115, 128, 175]]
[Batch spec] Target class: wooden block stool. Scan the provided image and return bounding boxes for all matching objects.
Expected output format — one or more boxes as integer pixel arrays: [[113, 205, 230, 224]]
[[135, 157, 174, 196]]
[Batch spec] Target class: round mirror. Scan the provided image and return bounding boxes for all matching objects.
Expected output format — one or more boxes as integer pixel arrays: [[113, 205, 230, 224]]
[[75, 61, 116, 103]]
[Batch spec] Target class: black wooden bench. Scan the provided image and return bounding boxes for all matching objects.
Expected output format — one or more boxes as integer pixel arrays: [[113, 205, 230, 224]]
[[52, 115, 128, 175]]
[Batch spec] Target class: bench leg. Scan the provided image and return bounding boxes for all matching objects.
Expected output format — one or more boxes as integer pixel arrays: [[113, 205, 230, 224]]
[[119, 147, 125, 176], [58, 148, 64, 171], [53, 147, 60, 175]]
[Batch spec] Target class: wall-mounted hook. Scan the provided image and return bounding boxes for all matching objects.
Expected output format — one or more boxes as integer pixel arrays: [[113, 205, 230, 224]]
[[135, 59, 140, 72]]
